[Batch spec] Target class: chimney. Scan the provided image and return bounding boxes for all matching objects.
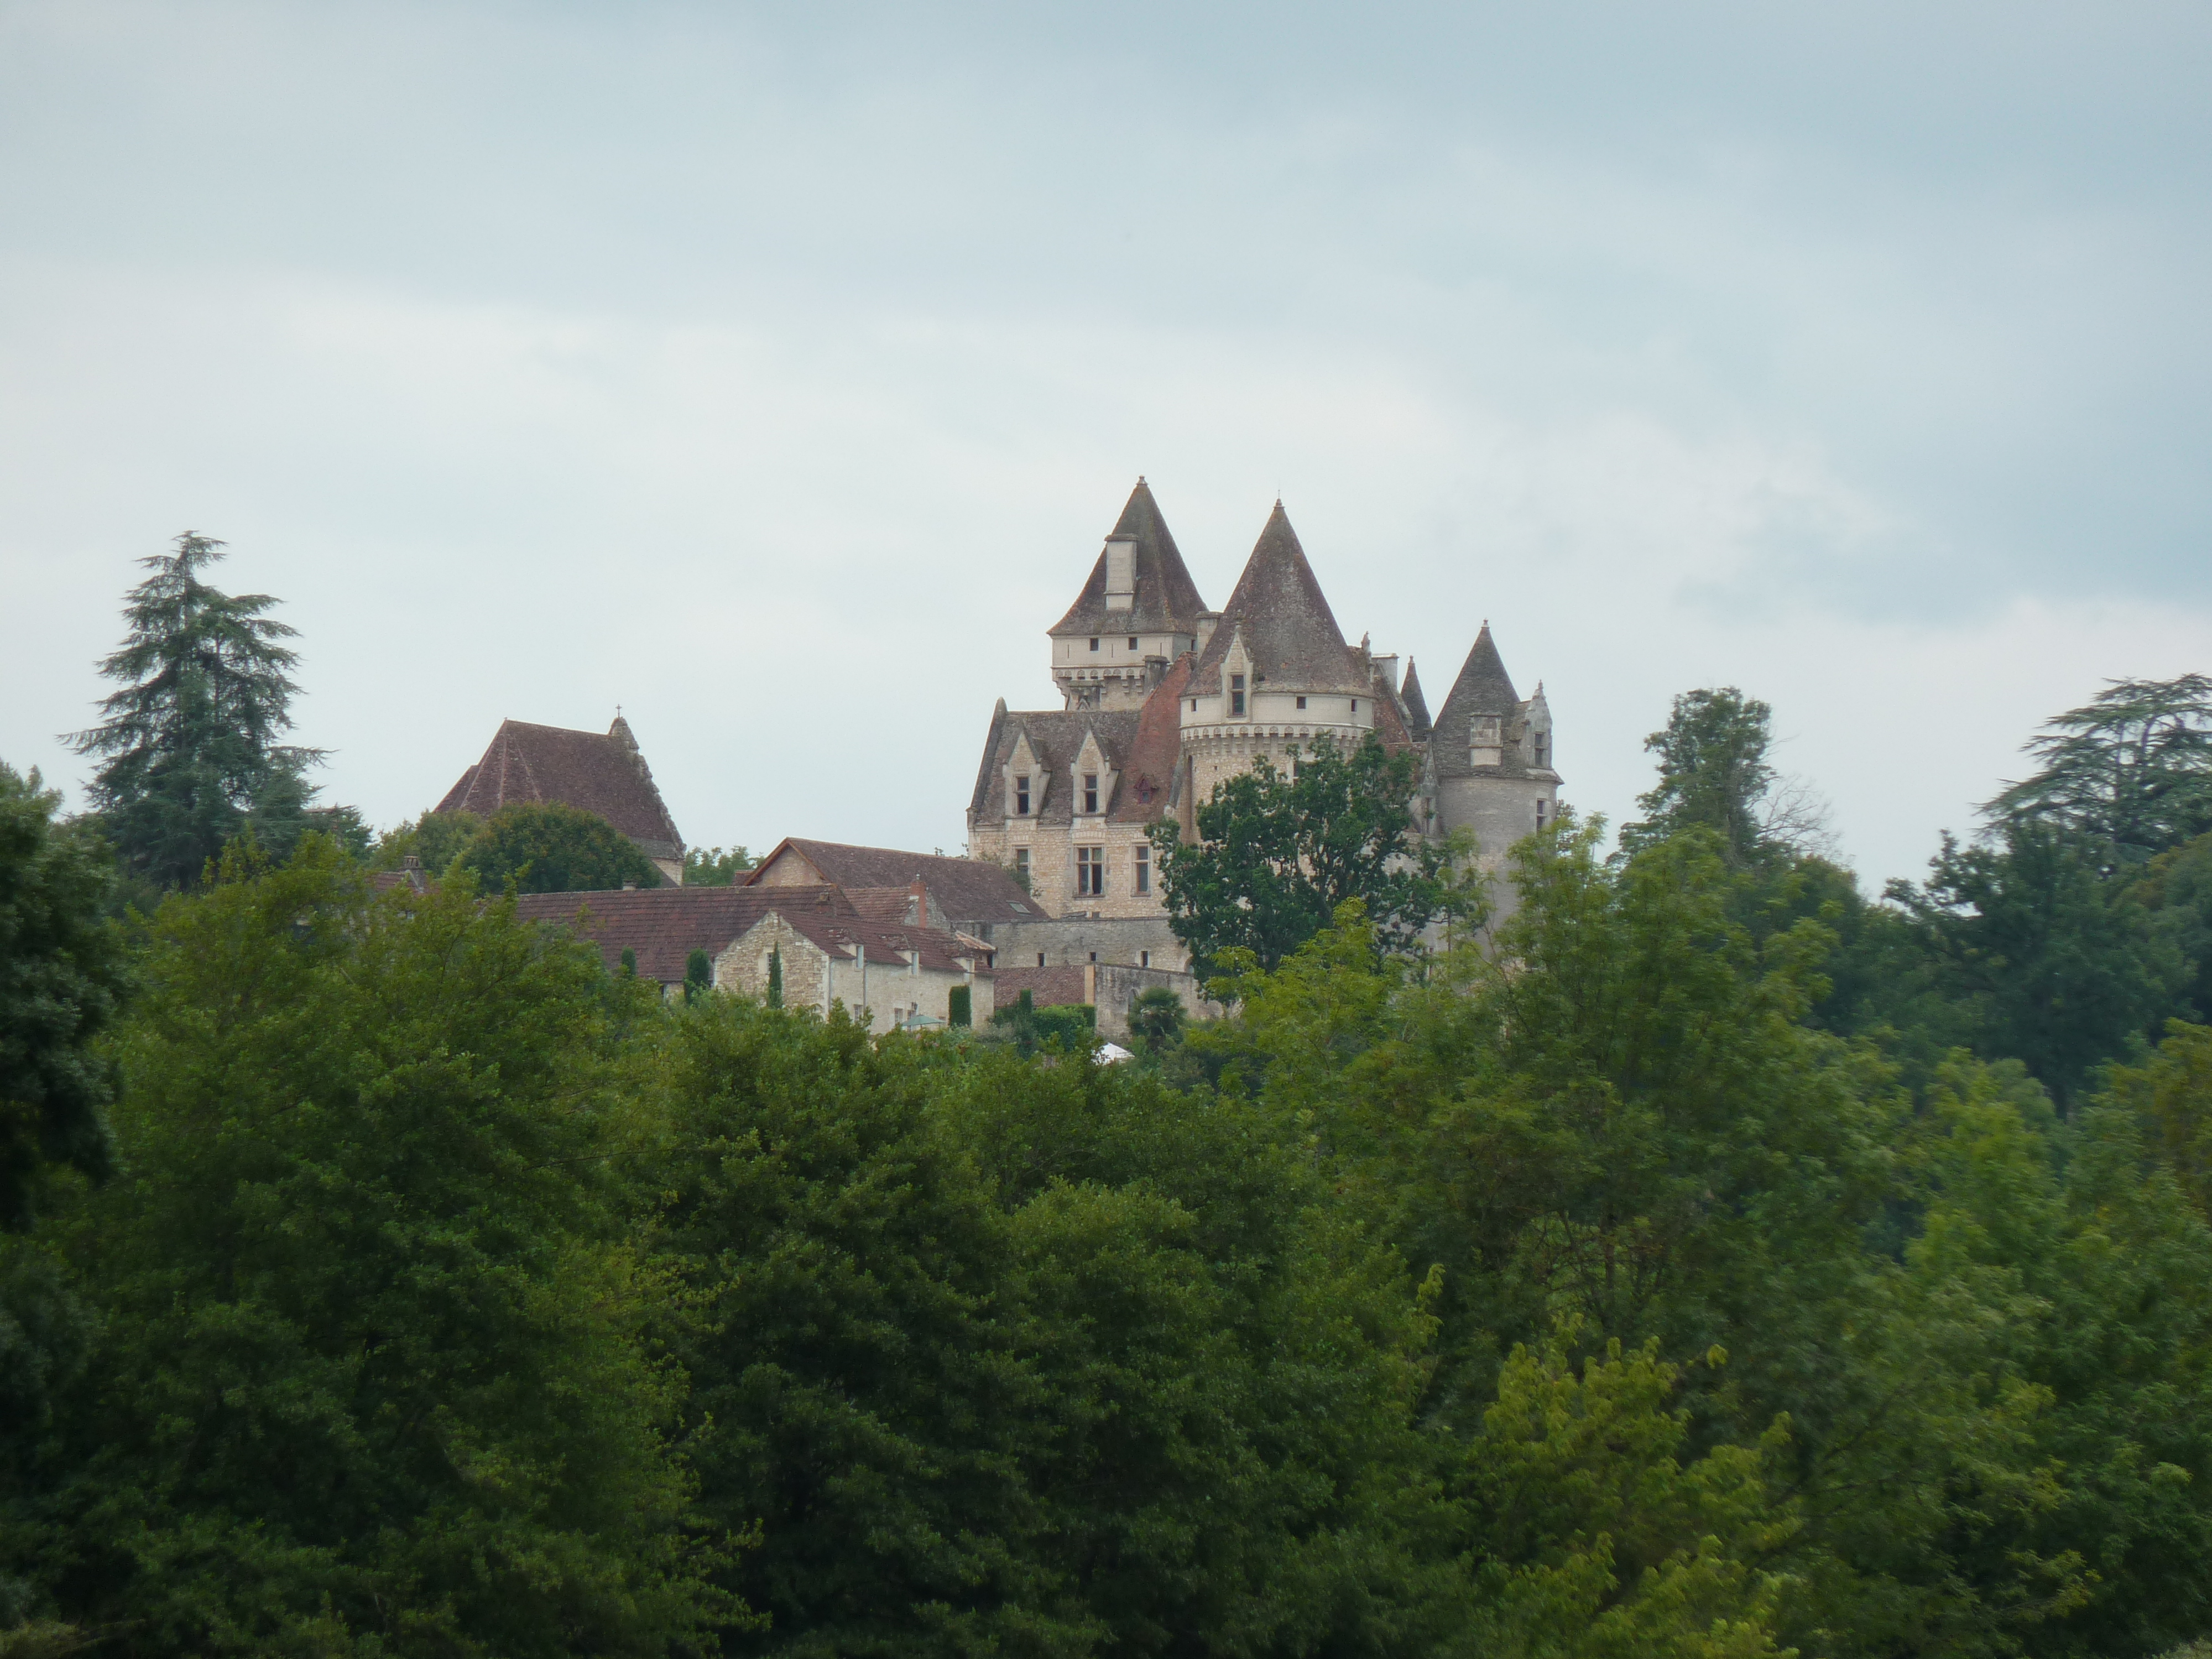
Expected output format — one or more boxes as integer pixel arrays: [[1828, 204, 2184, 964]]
[[909, 877, 928, 928], [1371, 653, 1400, 693], [1104, 535, 1136, 611], [1195, 610, 1222, 654]]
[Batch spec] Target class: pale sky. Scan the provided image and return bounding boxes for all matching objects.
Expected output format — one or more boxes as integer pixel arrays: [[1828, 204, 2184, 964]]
[[3, 1, 2208, 886]]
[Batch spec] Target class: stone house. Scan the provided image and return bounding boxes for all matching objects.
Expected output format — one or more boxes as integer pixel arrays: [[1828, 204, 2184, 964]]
[[437, 714, 688, 883], [512, 882, 995, 1034]]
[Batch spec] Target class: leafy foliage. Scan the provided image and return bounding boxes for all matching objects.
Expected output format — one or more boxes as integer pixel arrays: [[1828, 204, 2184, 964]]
[[1619, 687, 1782, 867], [1152, 733, 1473, 981], [369, 808, 483, 875], [681, 846, 753, 886], [458, 801, 662, 894], [0, 765, 128, 1231], [1, 841, 727, 1655], [69, 534, 328, 890]]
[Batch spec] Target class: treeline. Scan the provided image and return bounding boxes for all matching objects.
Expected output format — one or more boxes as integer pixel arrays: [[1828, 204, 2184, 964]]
[[7, 536, 2212, 1654]]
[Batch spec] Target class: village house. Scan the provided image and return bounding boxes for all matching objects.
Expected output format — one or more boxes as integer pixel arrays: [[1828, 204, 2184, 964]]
[[512, 881, 994, 1034], [438, 714, 688, 883]]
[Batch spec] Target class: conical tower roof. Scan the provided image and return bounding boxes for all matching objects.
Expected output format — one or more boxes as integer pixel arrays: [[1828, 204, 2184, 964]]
[[1431, 624, 1525, 778], [1399, 658, 1432, 739], [1050, 478, 1211, 638], [1191, 501, 1366, 695]]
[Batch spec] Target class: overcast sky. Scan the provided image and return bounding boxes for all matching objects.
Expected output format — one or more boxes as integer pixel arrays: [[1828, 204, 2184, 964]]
[[3, 1, 2208, 885]]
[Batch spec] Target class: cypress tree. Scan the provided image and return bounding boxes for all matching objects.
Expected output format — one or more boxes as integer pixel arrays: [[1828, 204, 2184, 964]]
[[686, 949, 712, 1003], [619, 947, 638, 978], [766, 946, 784, 1009], [946, 983, 969, 1026], [69, 533, 322, 889]]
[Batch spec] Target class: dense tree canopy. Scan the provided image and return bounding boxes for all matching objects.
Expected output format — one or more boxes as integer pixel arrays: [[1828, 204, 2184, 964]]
[[458, 801, 663, 894], [0, 765, 128, 1231]]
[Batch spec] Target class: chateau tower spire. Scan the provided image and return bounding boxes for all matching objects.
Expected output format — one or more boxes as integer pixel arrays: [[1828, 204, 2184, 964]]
[[1049, 477, 1211, 711], [1188, 500, 1365, 697]]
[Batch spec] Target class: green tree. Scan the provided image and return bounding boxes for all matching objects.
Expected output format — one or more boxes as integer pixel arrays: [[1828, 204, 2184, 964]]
[[69, 534, 327, 890], [0, 766, 130, 1232], [2, 839, 727, 1653], [1129, 985, 1183, 1050], [368, 808, 482, 876], [681, 846, 753, 886], [458, 802, 661, 894], [765, 946, 784, 1009], [1887, 821, 2187, 1106], [1989, 674, 2212, 869], [685, 948, 711, 1003], [945, 980, 967, 1025], [1151, 733, 1470, 982], [1618, 687, 1789, 867]]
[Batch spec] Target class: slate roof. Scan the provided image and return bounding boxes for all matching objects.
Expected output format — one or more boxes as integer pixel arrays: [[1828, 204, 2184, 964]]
[[1050, 479, 1212, 639], [1190, 502, 1366, 696], [436, 717, 685, 860], [1399, 659, 1432, 740], [745, 839, 1040, 928], [1430, 625, 1531, 780], [1369, 660, 1416, 754], [965, 709, 1147, 827], [512, 884, 988, 984]]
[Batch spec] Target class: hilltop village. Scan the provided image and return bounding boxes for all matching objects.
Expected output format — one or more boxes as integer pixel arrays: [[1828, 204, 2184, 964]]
[[425, 481, 1558, 1036]]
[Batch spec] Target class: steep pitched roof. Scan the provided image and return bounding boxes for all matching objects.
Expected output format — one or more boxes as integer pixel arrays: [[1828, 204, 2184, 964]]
[[745, 839, 1040, 927], [436, 717, 685, 859], [1369, 660, 1416, 754], [964, 709, 1145, 827], [1399, 659, 1432, 740], [1430, 625, 1529, 779], [1114, 654, 1193, 822], [1050, 479, 1212, 638], [1190, 502, 1365, 696]]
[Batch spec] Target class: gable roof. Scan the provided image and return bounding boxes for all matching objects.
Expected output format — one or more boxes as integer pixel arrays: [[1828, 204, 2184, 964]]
[[1050, 479, 1212, 639], [513, 884, 988, 984], [436, 717, 685, 860], [1399, 658, 1432, 740], [964, 709, 1146, 827], [1190, 502, 1365, 696], [745, 839, 1040, 927], [1430, 625, 1529, 779]]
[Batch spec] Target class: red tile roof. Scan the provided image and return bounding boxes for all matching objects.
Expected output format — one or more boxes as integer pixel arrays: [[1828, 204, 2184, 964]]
[[436, 717, 685, 859], [745, 840, 1038, 927]]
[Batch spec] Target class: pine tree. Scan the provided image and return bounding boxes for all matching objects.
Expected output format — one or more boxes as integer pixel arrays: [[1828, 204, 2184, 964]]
[[69, 533, 322, 889], [1987, 674, 2212, 869]]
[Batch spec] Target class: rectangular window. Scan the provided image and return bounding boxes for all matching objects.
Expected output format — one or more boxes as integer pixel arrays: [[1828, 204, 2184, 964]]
[[1134, 843, 1150, 894], [1296, 695, 1306, 709], [1351, 698, 1358, 712], [1076, 846, 1104, 896], [1127, 636, 1138, 649], [1536, 799, 1550, 828], [1089, 637, 1099, 651], [1230, 673, 1246, 717], [1083, 773, 1099, 813], [1190, 698, 1198, 712], [1037, 951, 1046, 967], [1014, 847, 1030, 886], [1140, 950, 1150, 968], [1089, 951, 1097, 963], [1535, 731, 1551, 767], [1015, 775, 1030, 815]]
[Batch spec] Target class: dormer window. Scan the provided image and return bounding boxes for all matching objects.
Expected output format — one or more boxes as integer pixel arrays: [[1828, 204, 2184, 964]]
[[1083, 773, 1099, 813], [1534, 731, 1551, 768], [1015, 775, 1030, 816], [1230, 674, 1246, 717]]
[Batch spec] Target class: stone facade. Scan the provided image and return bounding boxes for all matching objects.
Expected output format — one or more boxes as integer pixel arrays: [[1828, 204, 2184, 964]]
[[966, 480, 1564, 946]]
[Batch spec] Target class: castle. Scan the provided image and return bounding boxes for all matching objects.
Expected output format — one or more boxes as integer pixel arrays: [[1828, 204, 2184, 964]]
[[965, 479, 1561, 972]]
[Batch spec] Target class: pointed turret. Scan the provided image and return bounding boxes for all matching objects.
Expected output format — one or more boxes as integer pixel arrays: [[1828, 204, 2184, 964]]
[[1399, 658, 1432, 739], [1050, 478, 1209, 640], [1190, 502, 1365, 696], [1051, 478, 1212, 710], [1432, 624, 1527, 777]]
